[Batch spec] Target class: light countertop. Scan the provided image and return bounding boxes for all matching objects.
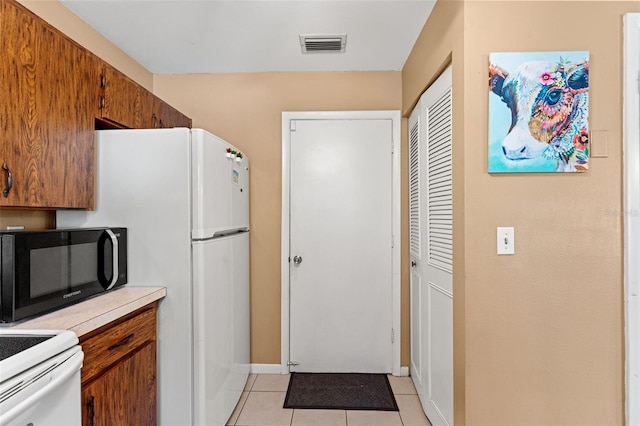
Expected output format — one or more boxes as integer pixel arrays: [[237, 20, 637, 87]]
[[8, 286, 166, 338]]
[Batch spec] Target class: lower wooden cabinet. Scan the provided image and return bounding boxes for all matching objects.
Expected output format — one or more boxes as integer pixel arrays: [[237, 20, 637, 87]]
[[80, 303, 158, 426]]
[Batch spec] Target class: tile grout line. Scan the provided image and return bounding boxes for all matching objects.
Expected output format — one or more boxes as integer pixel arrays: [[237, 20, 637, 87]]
[[231, 375, 256, 425]]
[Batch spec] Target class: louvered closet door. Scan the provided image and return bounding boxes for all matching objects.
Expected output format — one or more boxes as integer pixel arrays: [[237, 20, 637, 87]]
[[409, 66, 453, 426], [409, 100, 424, 397]]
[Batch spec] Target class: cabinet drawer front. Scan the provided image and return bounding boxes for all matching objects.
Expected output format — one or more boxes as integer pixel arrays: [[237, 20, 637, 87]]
[[81, 307, 156, 385]]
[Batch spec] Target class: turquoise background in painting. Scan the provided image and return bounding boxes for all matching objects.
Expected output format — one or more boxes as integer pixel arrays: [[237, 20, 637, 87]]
[[488, 51, 590, 173]]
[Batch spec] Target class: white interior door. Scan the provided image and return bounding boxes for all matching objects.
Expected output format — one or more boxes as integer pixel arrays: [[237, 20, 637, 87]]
[[287, 117, 395, 373], [409, 66, 453, 426]]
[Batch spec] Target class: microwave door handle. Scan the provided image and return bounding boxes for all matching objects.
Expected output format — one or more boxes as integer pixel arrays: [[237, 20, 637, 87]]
[[103, 229, 119, 290]]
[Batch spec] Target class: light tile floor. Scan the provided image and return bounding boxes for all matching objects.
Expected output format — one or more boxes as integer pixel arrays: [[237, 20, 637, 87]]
[[226, 374, 432, 426]]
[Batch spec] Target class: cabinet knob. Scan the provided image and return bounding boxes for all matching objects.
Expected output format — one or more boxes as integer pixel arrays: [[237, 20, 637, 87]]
[[2, 163, 12, 197]]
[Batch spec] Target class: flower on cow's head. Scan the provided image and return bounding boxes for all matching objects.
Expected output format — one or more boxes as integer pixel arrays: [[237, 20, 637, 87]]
[[539, 71, 556, 85], [572, 128, 589, 150], [554, 75, 566, 87]]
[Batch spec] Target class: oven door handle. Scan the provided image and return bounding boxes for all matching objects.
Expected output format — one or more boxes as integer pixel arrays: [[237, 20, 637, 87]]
[[98, 229, 119, 290]]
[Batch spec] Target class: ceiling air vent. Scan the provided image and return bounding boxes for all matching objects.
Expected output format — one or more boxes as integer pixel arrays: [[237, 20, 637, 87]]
[[299, 34, 347, 54]]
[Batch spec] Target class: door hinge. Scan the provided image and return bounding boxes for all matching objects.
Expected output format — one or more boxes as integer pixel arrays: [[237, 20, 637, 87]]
[[287, 360, 300, 366], [290, 120, 296, 131], [99, 97, 105, 109], [391, 328, 395, 344], [100, 75, 106, 88]]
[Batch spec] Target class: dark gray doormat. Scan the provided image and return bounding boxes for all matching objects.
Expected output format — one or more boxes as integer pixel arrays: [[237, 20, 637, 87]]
[[283, 372, 399, 411]]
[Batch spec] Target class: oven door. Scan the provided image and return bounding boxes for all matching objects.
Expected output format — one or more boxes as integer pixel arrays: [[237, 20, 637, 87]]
[[0, 346, 84, 426], [1, 228, 126, 322]]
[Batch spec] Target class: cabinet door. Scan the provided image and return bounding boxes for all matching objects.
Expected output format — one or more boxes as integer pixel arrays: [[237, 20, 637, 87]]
[[152, 95, 192, 128], [100, 65, 191, 129], [82, 343, 157, 426], [101, 64, 152, 129], [0, 0, 99, 208]]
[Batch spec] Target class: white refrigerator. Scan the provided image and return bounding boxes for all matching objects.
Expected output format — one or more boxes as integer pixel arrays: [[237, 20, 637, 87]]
[[57, 128, 250, 426]]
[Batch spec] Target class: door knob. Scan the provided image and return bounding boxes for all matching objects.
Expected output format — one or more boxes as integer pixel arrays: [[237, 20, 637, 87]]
[[293, 255, 303, 265], [411, 260, 417, 267]]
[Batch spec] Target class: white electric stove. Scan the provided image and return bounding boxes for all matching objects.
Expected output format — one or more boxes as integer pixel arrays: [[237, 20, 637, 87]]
[[0, 329, 84, 425]]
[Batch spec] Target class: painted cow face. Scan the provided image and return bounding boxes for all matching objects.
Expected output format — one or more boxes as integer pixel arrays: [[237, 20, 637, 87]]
[[489, 60, 589, 162]]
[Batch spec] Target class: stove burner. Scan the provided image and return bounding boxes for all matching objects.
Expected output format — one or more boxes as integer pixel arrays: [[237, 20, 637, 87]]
[[0, 335, 54, 361]]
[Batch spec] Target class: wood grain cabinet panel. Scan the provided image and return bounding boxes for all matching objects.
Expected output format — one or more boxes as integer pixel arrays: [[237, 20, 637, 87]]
[[80, 303, 158, 426], [81, 307, 156, 385], [100, 64, 153, 129], [152, 95, 192, 129], [100, 64, 191, 130], [0, 0, 100, 209], [1, 0, 191, 210], [82, 343, 157, 426]]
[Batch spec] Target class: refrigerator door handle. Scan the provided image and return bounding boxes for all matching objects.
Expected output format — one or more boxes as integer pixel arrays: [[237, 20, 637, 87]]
[[209, 227, 250, 239]]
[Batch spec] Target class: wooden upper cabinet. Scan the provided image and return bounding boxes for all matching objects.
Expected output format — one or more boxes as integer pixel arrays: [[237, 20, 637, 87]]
[[0, 0, 100, 209], [100, 64, 153, 129], [152, 95, 192, 129], [100, 64, 191, 130], [0, 0, 191, 209]]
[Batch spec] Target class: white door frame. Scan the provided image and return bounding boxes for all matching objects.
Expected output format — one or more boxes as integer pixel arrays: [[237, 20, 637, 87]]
[[624, 13, 640, 426], [281, 110, 402, 376]]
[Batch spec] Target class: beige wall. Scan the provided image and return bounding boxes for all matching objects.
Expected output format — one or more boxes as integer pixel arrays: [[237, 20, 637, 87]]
[[153, 71, 405, 365], [403, 0, 639, 424]]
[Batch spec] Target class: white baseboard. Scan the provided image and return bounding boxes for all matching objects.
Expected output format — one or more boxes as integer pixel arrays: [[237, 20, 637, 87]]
[[250, 364, 410, 376], [250, 364, 284, 374]]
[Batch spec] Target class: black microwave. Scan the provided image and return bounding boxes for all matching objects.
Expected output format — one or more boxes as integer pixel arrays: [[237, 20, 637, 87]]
[[0, 227, 127, 323]]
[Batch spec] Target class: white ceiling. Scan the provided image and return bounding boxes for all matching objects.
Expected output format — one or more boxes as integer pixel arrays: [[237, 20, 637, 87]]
[[60, 0, 436, 74]]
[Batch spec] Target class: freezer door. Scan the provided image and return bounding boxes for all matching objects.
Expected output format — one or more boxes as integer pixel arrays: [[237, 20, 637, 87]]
[[192, 232, 250, 426], [192, 129, 249, 240]]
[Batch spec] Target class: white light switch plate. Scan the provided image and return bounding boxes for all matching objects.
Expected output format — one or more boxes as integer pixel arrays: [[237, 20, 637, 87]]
[[497, 227, 515, 255]]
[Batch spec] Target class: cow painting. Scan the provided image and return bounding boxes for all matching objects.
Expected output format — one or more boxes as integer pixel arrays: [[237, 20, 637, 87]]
[[488, 52, 589, 172]]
